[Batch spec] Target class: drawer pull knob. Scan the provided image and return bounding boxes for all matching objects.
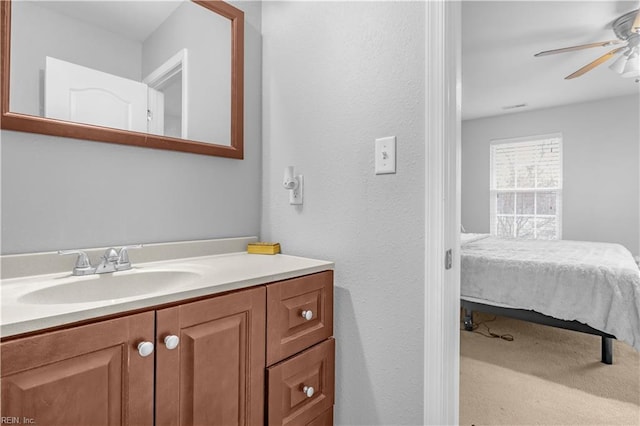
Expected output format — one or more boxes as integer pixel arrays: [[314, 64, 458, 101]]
[[137, 341, 154, 357], [301, 310, 314, 321], [164, 335, 180, 350], [302, 386, 315, 398]]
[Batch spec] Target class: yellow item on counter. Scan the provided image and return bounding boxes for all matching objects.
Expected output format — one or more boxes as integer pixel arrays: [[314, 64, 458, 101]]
[[247, 242, 281, 255]]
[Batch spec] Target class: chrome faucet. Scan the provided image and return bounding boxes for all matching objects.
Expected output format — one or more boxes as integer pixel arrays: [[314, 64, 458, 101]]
[[59, 245, 143, 276]]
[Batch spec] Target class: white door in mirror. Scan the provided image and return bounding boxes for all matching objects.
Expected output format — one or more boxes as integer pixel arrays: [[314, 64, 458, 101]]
[[45, 56, 149, 132]]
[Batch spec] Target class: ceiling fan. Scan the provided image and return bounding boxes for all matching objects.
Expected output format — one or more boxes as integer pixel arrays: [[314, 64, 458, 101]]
[[534, 8, 640, 80]]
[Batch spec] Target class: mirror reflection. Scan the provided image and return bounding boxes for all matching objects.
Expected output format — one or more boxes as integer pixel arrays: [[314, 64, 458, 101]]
[[10, 0, 232, 146]]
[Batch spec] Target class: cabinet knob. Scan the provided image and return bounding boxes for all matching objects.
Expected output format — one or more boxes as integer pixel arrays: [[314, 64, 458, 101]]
[[164, 335, 180, 350], [302, 386, 315, 398], [301, 310, 314, 321], [137, 341, 154, 357]]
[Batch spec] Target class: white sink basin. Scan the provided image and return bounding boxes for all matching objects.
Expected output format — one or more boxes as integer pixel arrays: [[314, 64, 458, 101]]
[[17, 269, 200, 304]]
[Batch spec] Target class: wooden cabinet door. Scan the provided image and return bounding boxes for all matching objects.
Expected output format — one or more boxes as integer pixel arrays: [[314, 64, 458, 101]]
[[156, 287, 266, 426], [0, 312, 155, 426]]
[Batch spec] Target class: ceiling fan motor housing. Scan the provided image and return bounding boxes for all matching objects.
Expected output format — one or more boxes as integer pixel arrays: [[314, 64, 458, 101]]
[[612, 9, 640, 40]]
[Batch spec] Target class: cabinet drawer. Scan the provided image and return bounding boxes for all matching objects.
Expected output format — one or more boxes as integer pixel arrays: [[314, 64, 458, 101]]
[[307, 408, 333, 426], [267, 338, 335, 426], [266, 271, 333, 365]]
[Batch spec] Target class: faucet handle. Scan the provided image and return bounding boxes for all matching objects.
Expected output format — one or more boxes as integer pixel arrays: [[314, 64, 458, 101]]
[[58, 250, 94, 275], [102, 248, 119, 262], [117, 245, 143, 269]]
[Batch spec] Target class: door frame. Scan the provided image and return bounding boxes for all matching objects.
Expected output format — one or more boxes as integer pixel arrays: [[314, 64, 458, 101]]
[[423, 1, 461, 424], [143, 48, 189, 139]]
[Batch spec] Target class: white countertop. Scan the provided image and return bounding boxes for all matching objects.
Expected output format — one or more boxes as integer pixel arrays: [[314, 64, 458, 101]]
[[1, 251, 333, 338]]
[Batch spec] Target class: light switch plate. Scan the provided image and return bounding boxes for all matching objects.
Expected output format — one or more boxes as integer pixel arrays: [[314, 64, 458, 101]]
[[375, 136, 396, 175]]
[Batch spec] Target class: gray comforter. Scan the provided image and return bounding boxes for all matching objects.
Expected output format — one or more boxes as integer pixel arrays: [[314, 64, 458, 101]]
[[461, 234, 640, 351]]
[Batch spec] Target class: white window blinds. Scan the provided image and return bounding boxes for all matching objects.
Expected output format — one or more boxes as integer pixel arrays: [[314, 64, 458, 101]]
[[490, 135, 562, 239]]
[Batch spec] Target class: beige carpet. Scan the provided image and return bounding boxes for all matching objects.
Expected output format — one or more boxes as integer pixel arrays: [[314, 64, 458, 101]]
[[460, 312, 640, 426]]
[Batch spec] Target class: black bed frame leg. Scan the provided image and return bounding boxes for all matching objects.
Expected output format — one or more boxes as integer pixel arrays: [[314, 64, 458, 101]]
[[601, 336, 613, 365], [463, 309, 474, 331]]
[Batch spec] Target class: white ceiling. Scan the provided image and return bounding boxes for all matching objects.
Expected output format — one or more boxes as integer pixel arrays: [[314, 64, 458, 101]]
[[34, 1, 184, 42], [462, 0, 640, 120]]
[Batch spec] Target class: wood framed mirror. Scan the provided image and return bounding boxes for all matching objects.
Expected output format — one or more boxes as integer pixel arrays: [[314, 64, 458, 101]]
[[1, 0, 244, 158]]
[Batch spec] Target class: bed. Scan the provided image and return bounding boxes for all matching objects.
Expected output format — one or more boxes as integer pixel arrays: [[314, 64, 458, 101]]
[[461, 233, 640, 364]]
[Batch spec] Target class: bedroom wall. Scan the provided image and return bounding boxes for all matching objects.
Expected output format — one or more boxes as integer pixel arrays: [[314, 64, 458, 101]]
[[461, 94, 640, 256], [261, 1, 426, 424], [0, 1, 263, 255]]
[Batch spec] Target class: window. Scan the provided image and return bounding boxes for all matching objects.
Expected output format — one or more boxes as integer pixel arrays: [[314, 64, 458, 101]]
[[490, 134, 562, 240]]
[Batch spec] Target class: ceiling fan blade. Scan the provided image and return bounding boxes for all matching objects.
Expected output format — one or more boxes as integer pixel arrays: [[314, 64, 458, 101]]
[[534, 40, 623, 57], [564, 46, 626, 79]]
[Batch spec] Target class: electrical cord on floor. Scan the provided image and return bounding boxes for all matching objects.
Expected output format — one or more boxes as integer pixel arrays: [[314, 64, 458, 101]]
[[463, 315, 514, 342]]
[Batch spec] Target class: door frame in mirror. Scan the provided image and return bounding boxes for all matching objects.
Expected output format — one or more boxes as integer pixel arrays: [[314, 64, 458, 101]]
[[0, 0, 244, 159]]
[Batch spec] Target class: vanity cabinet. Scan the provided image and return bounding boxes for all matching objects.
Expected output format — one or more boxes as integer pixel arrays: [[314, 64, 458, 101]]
[[0, 311, 156, 425], [266, 270, 335, 426], [0, 270, 333, 426], [155, 286, 265, 425], [0, 288, 265, 426]]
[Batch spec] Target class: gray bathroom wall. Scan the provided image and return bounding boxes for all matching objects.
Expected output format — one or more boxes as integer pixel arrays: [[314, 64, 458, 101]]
[[0, 1, 262, 255], [261, 2, 426, 424]]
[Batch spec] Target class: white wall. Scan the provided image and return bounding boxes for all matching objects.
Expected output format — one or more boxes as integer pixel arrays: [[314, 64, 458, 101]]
[[462, 95, 640, 255], [0, 1, 263, 255], [262, 2, 426, 424]]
